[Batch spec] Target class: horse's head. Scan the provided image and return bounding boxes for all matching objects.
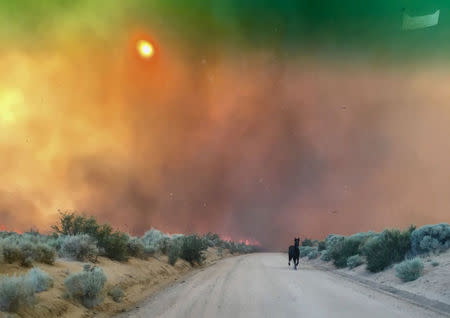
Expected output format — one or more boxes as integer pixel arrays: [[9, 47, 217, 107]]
[[294, 237, 300, 246]]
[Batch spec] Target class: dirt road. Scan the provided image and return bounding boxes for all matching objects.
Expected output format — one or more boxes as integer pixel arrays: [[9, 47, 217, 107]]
[[119, 253, 446, 318]]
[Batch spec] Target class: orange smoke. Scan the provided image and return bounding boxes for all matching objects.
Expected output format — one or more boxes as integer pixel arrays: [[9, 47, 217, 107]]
[[0, 29, 450, 248]]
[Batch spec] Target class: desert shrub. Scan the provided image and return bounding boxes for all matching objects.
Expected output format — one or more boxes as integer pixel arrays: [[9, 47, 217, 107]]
[[239, 243, 255, 253], [325, 234, 345, 251], [108, 286, 124, 302], [203, 232, 221, 247], [102, 232, 129, 261], [329, 237, 362, 268], [1, 238, 55, 266], [34, 244, 56, 265], [363, 227, 413, 273], [301, 238, 313, 247], [180, 234, 206, 265], [318, 241, 326, 251], [126, 237, 145, 259], [52, 212, 100, 237], [21, 257, 33, 268], [167, 235, 186, 265], [347, 255, 363, 269], [168, 246, 179, 265], [221, 240, 256, 254], [410, 223, 450, 255], [59, 235, 98, 262], [395, 258, 424, 282], [52, 212, 129, 262], [141, 228, 170, 254], [229, 242, 253, 254], [3, 245, 22, 264], [320, 250, 331, 261], [64, 265, 107, 308], [431, 261, 439, 267], [27, 268, 53, 293], [299, 246, 315, 258], [0, 274, 35, 312], [17, 242, 35, 265], [307, 249, 319, 259]]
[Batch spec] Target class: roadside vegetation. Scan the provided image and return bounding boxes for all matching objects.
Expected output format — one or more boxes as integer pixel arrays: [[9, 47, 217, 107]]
[[0, 212, 257, 313], [300, 223, 450, 283], [0, 268, 53, 312]]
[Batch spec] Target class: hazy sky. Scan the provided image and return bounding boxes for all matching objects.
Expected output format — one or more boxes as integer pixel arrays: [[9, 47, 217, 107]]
[[0, 1, 449, 248]]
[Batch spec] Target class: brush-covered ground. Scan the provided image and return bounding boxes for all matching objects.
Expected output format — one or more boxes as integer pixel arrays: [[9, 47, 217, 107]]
[[0, 213, 256, 318], [297, 223, 450, 307], [0, 247, 229, 318]]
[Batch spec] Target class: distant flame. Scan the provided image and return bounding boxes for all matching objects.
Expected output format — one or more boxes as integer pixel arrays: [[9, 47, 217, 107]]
[[0, 224, 23, 234], [220, 235, 260, 246]]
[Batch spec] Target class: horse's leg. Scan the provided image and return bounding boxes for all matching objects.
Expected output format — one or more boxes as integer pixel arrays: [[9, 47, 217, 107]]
[[288, 255, 291, 266]]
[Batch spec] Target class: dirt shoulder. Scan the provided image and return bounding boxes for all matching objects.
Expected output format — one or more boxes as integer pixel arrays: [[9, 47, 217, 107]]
[[301, 250, 450, 317], [0, 247, 232, 318]]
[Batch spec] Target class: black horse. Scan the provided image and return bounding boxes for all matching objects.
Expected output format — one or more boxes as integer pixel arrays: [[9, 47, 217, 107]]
[[288, 238, 300, 270]]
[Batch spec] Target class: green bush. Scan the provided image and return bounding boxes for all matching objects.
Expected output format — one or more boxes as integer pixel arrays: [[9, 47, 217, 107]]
[[363, 227, 413, 273], [0, 274, 35, 312], [126, 237, 146, 259], [21, 257, 33, 268], [52, 212, 129, 262], [168, 244, 180, 266], [108, 286, 125, 303], [395, 258, 424, 282], [301, 238, 313, 247], [320, 250, 331, 261], [102, 232, 129, 261], [307, 249, 319, 259], [27, 268, 53, 293], [299, 246, 315, 258], [141, 228, 170, 254], [347, 255, 363, 269], [1, 239, 55, 266], [51, 212, 100, 236], [3, 245, 22, 264], [431, 261, 439, 267], [329, 237, 361, 268], [318, 241, 326, 251], [34, 244, 56, 265], [180, 235, 206, 265], [59, 235, 98, 262], [325, 234, 345, 251], [203, 232, 221, 247], [410, 223, 450, 255], [64, 265, 107, 308]]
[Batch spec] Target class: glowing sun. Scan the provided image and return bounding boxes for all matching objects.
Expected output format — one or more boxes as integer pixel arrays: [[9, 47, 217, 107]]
[[137, 40, 154, 59]]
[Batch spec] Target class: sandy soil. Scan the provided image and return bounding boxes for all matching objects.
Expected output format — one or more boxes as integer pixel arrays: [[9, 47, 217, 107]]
[[119, 253, 444, 318], [0, 247, 229, 318], [302, 249, 450, 306]]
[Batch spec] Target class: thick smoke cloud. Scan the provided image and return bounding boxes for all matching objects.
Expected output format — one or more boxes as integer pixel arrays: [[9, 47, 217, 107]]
[[0, 1, 449, 249]]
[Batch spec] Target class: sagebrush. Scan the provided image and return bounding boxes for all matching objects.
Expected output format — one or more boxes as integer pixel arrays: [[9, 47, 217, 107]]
[[363, 227, 414, 273], [395, 258, 424, 282], [64, 264, 107, 308], [347, 255, 363, 269], [410, 223, 450, 255], [0, 268, 53, 312]]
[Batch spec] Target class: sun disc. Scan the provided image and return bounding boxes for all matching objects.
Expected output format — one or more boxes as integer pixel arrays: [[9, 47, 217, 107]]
[[137, 40, 154, 59]]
